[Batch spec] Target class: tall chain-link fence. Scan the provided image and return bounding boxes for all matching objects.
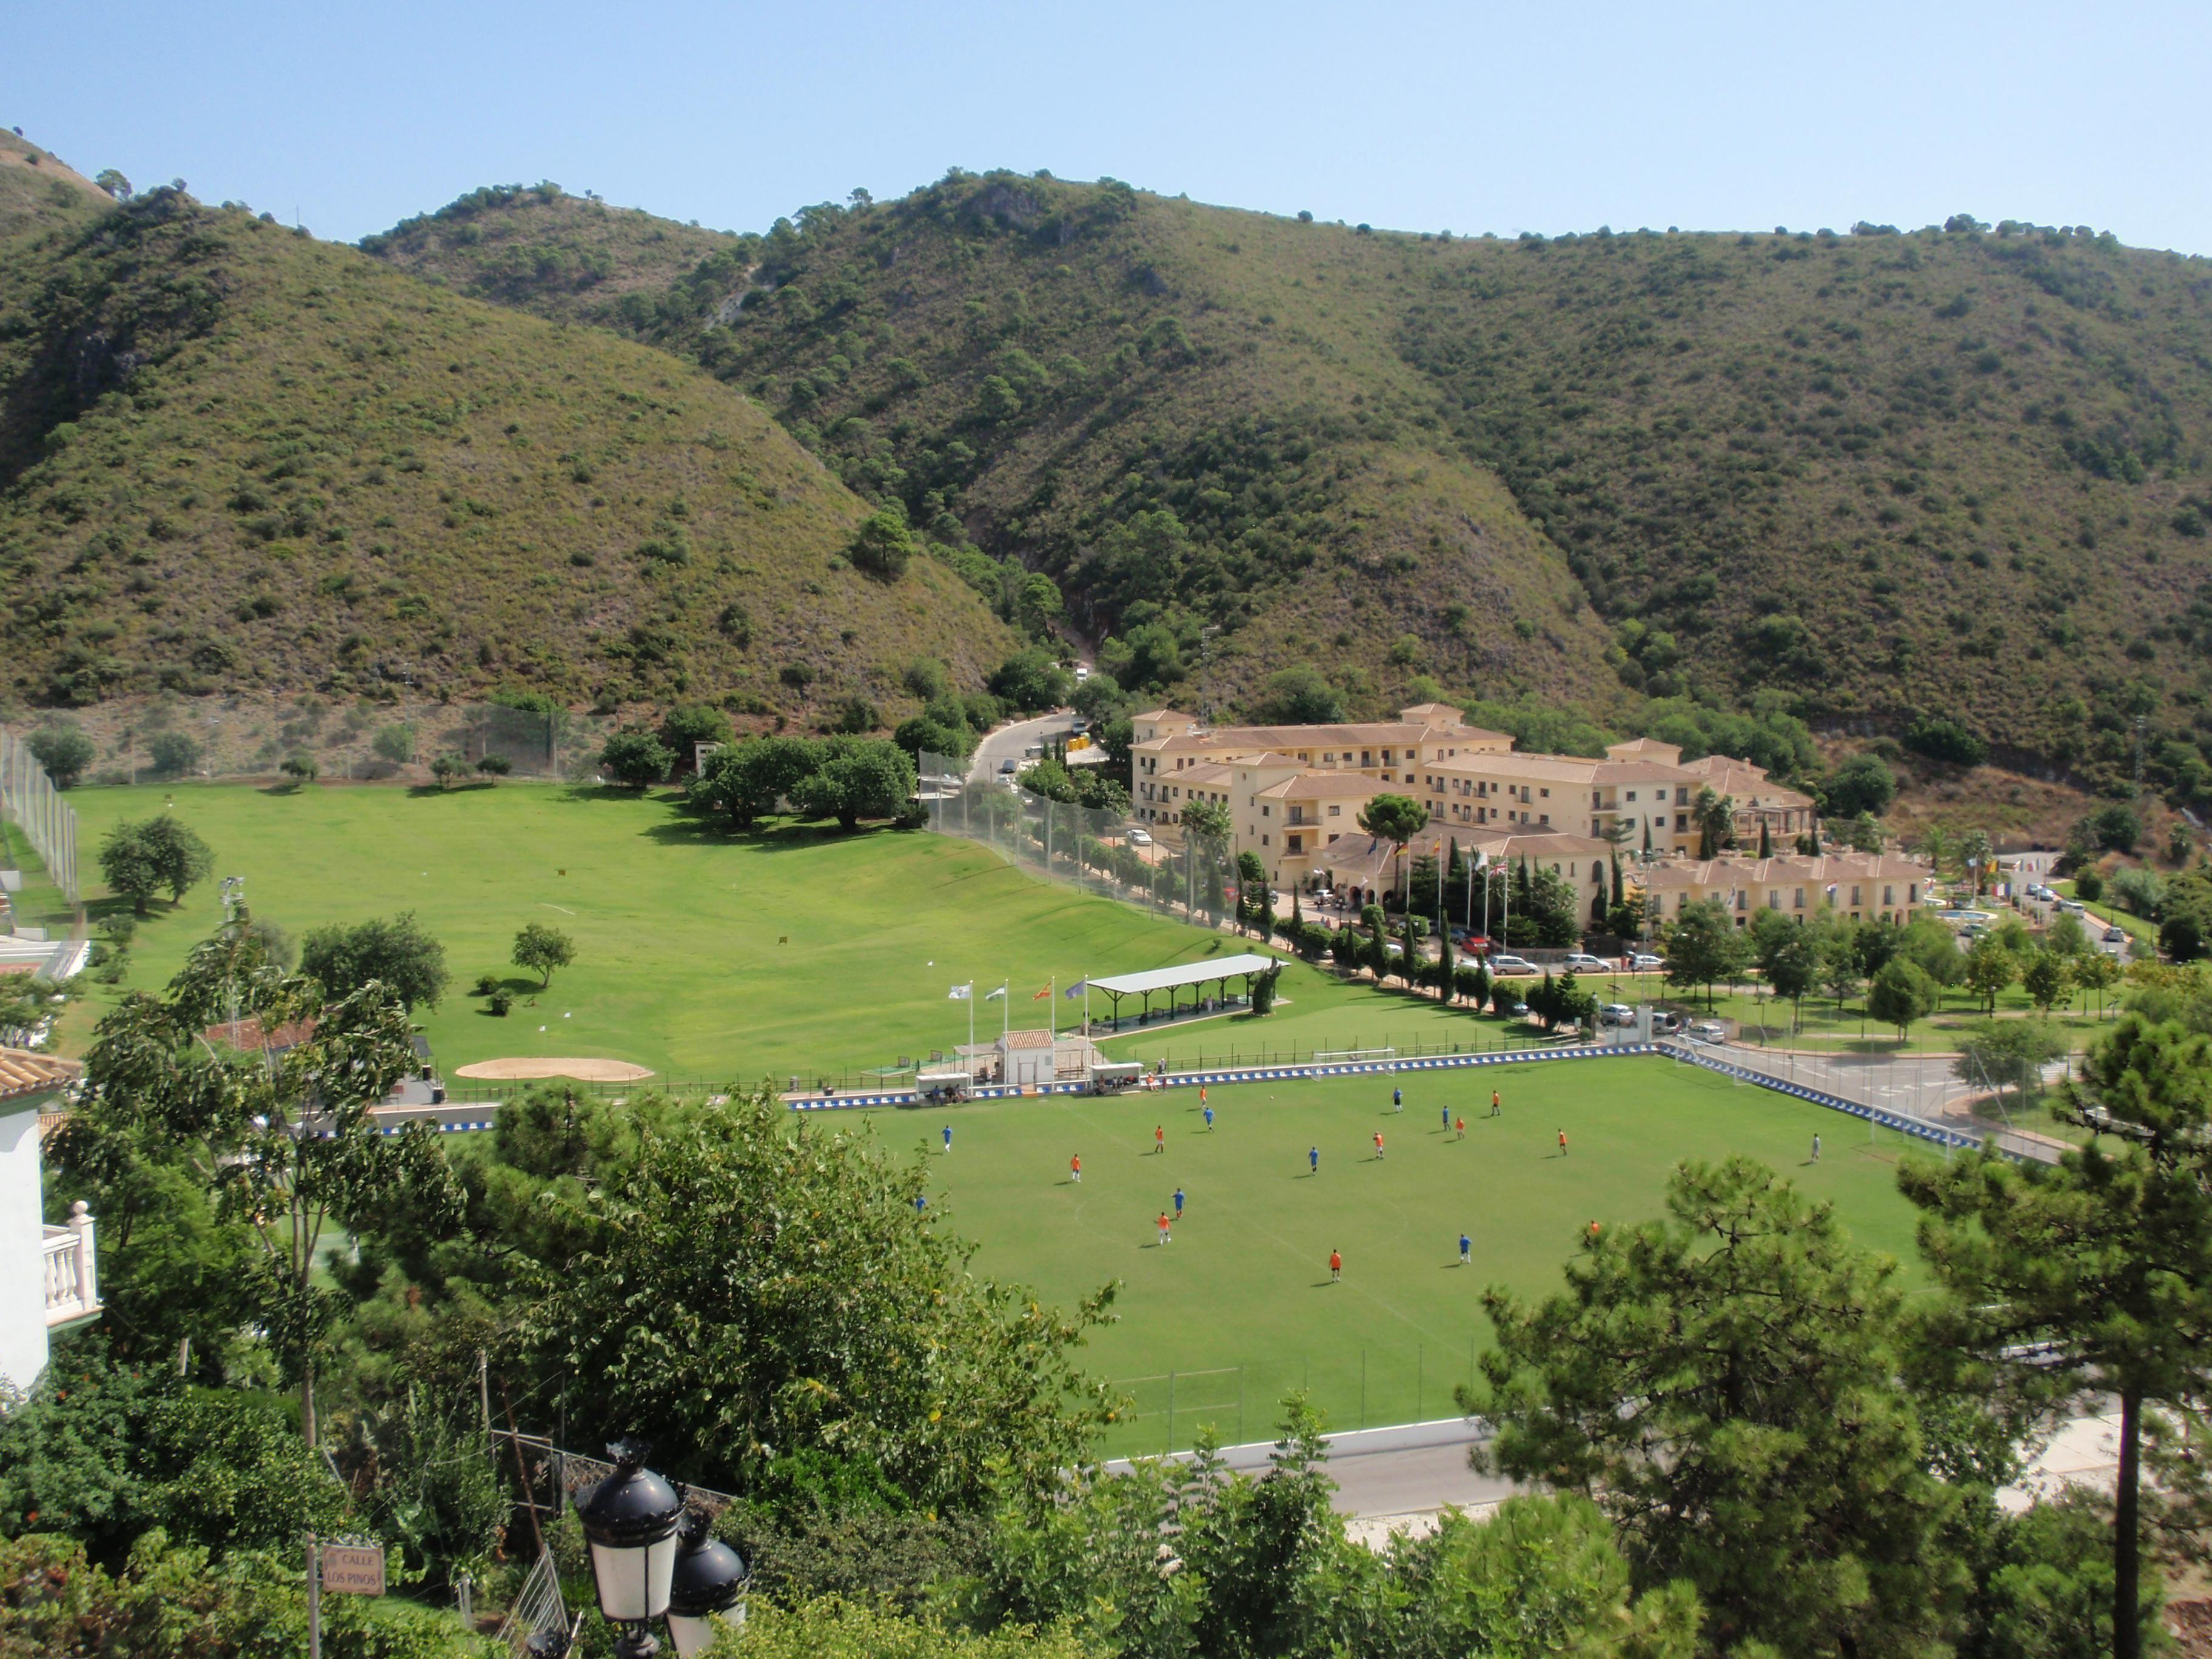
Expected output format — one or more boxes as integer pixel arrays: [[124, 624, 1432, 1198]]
[[8, 699, 618, 788], [0, 729, 79, 903], [920, 751, 1239, 927]]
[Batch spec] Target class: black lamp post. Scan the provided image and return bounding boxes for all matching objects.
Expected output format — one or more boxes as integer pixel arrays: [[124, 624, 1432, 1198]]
[[575, 1439, 685, 1659], [665, 1510, 750, 1658]]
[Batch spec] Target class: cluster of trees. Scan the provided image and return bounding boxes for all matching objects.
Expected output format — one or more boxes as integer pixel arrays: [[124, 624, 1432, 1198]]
[[1662, 898, 2122, 1037], [688, 734, 919, 831], [94, 815, 213, 916]]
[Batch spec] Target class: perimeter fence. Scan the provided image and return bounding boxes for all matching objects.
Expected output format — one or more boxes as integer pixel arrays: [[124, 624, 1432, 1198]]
[[1108, 1347, 1487, 1459], [0, 730, 78, 903], [920, 752, 1239, 929]]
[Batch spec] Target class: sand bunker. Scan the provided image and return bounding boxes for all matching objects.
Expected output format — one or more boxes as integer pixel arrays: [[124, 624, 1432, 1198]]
[[453, 1057, 655, 1082]]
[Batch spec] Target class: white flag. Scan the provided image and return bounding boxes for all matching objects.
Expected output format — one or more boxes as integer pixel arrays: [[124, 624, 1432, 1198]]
[[948, 984, 973, 1000], [984, 984, 1007, 1001]]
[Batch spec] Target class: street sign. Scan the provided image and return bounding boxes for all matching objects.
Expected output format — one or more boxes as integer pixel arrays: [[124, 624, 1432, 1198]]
[[321, 1544, 386, 1597]]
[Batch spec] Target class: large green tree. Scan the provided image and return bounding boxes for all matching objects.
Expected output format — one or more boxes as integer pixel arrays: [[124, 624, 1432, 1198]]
[[300, 911, 451, 1011], [1902, 1014, 2212, 1659], [96, 815, 215, 916], [790, 739, 917, 830], [1663, 899, 1750, 1008], [689, 734, 822, 829], [1472, 1156, 1959, 1657], [516, 1091, 1113, 1507]]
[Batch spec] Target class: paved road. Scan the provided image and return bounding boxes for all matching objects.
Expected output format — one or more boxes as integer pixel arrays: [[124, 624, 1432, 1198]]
[[968, 712, 1076, 783], [1105, 1416, 1514, 1520]]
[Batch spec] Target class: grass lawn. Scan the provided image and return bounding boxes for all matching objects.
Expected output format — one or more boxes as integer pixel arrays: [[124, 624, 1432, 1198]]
[[894, 1053, 1936, 1456], [63, 782, 1512, 1083]]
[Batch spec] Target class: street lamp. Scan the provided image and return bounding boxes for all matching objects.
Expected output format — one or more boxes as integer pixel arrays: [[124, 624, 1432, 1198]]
[[575, 1439, 684, 1658], [665, 1510, 749, 1657]]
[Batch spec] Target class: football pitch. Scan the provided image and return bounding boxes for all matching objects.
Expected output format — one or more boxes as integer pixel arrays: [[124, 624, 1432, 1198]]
[[888, 1055, 1936, 1457]]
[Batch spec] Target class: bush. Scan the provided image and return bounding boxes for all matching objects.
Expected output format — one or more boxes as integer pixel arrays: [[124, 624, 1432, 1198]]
[[429, 753, 468, 789], [1822, 754, 1897, 819], [1904, 716, 1989, 767], [1255, 666, 1344, 725], [147, 731, 201, 777], [2073, 867, 2105, 903], [471, 973, 498, 996], [893, 799, 929, 830], [474, 754, 511, 777], [488, 989, 514, 1016], [278, 752, 318, 785], [27, 728, 94, 788], [659, 705, 734, 769], [370, 723, 415, 765], [833, 699, 879, 735], [599, 731, 674, 789], [2086, 802, 2142, 854]]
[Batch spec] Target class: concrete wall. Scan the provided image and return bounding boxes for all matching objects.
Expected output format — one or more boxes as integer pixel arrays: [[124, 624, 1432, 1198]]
[[0, 1107, 47, 1396]]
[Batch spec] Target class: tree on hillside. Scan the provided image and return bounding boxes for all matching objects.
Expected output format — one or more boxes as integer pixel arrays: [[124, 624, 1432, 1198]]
[[1822, 753, 1898, 820], [1867, 956, 1940, 1041], [791, 740, 916, 831], [988, 648, 1070, 713], [512, 922, 575, 989], [599, 730, 674, 789], [1663, 899, 1748, 1008], [429, 752, 468, 789], [301, 912, 451, 1010], [848, 509, 916, 580], [27, 728, 94, 788], [98, 816, 214, 916], [1471, 1156, 1956, 1657], [689, 736, 822, 830], [1903, 1015, 2212, 1659], [1255, 665, 1345, 725]]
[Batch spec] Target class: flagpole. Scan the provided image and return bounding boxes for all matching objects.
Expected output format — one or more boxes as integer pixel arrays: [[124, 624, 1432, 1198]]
[[1002, 981, 1009, 1045], [968, 987, 974, 1056]]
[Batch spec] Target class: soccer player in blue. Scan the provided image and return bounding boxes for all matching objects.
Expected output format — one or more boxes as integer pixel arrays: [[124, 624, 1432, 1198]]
[[1392, 1085, 1403, 1111], [1173, 1186, 1185, 1219], [1308, 1145, 1319, 1176], [915, 1193, 927, 1215], [942, 1124, 952, 1154], [1204, 1104, 1215, 1131], [1459, 1231, 1471, 1266], [1441, 1105, 1450, 1131]]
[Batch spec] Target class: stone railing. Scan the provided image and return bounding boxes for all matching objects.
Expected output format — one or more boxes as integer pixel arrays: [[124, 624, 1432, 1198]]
[[41, 1202, 98, 1327]]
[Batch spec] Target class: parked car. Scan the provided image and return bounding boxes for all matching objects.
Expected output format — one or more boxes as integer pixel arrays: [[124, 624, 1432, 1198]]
[[1687, 1020, 1727, 1045], [1629, 953, 1666, 972], [1073, 665, 1091, 682], [1070, 717, 1090, 735], [998, 758, 1019, 774], [1509, 1000, 1530, 1018], [1599, 1002, 1636, 1026], [1564, 951, 1611, 973], [1487, 953, 1540, 975], [2104, 927, 2128, 944], [2057, 899, 2086, 915], [1652, 1011, 1684, 1034], [1127, 826, 1153, 846], [1310, 888, 1336, 906]]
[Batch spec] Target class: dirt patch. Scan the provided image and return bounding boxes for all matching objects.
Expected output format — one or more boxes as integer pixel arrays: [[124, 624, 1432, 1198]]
[[453, 1056, 654, 1082]]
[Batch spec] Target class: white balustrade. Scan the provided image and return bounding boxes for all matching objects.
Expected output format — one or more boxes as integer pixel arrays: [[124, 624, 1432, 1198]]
[[40, 1201, 98, 1327]]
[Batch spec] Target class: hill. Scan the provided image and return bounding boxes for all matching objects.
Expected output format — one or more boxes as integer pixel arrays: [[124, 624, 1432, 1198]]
[[0, 127, 112, 241], [0, 173, 1019, 722], [358, 181, 742, 330], [367, 175, 2212, 804]]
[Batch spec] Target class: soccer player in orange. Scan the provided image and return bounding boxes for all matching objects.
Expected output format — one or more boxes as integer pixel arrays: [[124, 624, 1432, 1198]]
[[1454, 1114, 1466, 1140], [1158, 1210, 1172, 1245], [1373, 1130, 1385, 1161], [1558, 1128, 1569, 1156], [1070, 1153, 1082, 1183], [1329, 1248, 1342, 1282], [1154, 1124, 1166, 1155]]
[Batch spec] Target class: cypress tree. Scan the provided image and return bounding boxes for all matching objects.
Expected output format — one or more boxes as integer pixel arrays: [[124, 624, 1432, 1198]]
[[1759, 819, 1773, 859], [1435, 914, 1455, 999]]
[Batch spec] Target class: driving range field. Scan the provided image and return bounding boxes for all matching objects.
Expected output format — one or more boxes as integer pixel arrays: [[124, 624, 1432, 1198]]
[[59, 782, 1566, 1079], [889, 1054, 1934, 1456]]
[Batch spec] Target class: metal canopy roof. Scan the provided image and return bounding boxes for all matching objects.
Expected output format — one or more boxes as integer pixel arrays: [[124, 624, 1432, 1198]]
[[1084, 954, 1279, 998]]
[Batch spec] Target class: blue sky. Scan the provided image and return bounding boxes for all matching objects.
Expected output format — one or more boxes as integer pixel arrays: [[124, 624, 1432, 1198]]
[[11, 0, 2209, 253]]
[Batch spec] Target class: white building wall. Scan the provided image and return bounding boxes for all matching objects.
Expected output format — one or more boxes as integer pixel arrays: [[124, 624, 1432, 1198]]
[[0, 1108, 49, 1396]]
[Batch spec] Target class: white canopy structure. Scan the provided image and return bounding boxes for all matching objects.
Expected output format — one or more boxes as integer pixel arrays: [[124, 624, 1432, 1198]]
[[1082, 953, 1279, 1026]]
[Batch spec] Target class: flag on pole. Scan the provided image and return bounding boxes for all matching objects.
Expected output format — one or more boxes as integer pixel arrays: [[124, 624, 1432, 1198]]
[[948, 984, 973, 1000], [1031, 985, 1052, 1001], [1064, 981, 1087, 998], [984, 985, 1007, 1001]]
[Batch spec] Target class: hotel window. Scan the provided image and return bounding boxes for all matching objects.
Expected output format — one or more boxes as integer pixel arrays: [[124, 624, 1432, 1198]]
[[1735, 892, 1746, 910], [1592, 790, 1602, 808], [1675, 814, 1688, 832], [1851, 886, 1862, 906], [1677, 788, 1689, 805], [1261, 835, 1269, 846], [1794, 888, 1805, 908], [1909, 884, 1919, 903], [1288, 835, 1303, 853], [1328, 804, 1342, 817], [1883, 885, 1894, 905], [1768, 891, 1780, 909], [1540, 788, 1550, 799], [1627, 790, 1638, 802]]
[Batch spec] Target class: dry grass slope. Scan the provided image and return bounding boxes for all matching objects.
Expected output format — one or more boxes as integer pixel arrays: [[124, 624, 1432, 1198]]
[[0, 181, 1019, 719]]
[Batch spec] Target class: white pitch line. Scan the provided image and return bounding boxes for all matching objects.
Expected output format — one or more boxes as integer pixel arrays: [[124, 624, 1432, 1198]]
[[540, 903, 576, 916]]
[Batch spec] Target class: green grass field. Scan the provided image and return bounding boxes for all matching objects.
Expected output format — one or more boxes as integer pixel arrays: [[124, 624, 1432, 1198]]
[[62, 782, 1558, 1082], [889, 1054, 1935, 1456]]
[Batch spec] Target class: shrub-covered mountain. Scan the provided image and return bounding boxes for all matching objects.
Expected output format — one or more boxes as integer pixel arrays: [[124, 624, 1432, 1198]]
[[369, 172, 2212, 800], [0, 158, 1017, 717]]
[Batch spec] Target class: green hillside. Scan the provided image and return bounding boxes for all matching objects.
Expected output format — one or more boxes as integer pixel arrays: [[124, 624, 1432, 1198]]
[[0, 176, 1019, 719], [358, 181, 742, 329], [368, 174, 2212, 801]]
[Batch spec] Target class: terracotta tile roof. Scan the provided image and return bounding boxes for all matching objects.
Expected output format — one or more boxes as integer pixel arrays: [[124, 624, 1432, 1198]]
[[1002, 1028, 1056, 1050], [203, 1016, 318, 1053], [1260, 773, 1386, 799], [0, 1048, 80, 1105]]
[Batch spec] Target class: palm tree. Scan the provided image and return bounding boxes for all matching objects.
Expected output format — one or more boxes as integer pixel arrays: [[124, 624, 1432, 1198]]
[[1920, 825, 1952, 883], [1959, 828, 1994, 898]]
